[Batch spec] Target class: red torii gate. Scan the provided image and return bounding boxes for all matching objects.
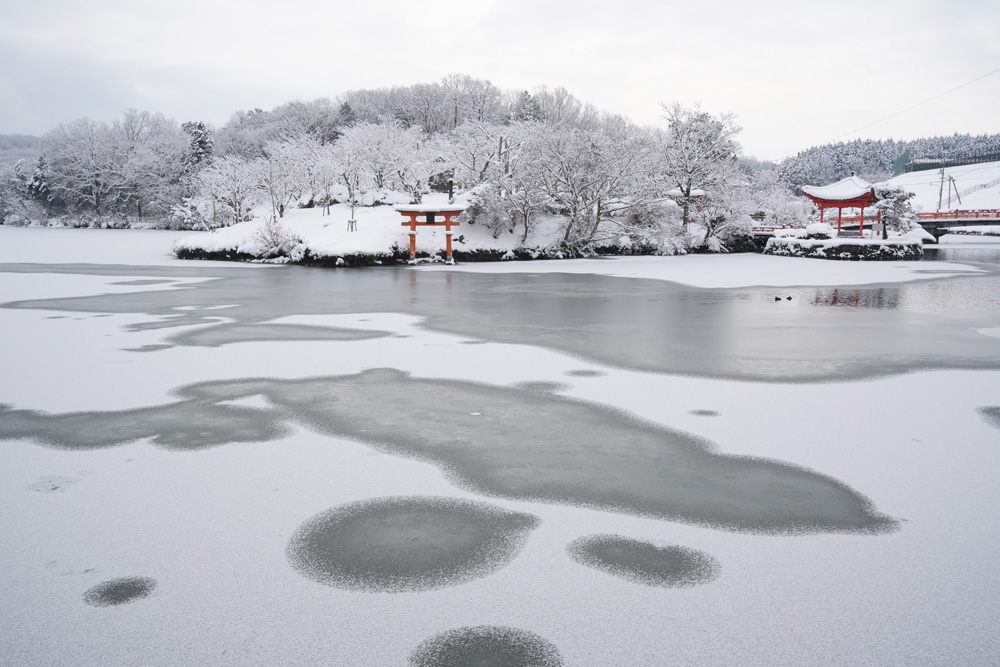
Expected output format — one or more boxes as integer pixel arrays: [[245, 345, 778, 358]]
[[395, 205, 465, 263], [801, 175, 881, 236]]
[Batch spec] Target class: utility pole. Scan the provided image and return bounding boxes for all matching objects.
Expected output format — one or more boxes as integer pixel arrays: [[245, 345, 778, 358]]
[[937, 168, 945, 211]]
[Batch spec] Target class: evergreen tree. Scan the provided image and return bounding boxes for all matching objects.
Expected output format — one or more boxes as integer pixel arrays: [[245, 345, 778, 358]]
[[511, 91, 544, 123], [181, 121, 214, 167]]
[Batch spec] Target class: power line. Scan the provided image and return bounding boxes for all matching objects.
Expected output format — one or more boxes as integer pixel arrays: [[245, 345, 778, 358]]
[[831, 66, 1000, 142]]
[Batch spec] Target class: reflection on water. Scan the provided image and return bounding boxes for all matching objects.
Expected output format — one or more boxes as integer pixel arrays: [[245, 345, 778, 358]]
[[925, 245, 1000, 265], [2, 250, 1000, 383]]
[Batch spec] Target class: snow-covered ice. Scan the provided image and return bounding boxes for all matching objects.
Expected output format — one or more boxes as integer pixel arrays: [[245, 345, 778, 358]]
[[2, 229, 999, 666]]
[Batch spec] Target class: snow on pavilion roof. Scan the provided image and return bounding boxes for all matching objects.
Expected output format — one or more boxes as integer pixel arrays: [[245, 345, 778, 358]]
[[800, 176, 877, 202]]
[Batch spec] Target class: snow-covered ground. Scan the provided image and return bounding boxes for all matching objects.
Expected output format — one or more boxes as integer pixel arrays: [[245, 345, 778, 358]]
[[884, 160, 1000, 212], [172, 193, 570, 260], [2, 229, 1000, 666]]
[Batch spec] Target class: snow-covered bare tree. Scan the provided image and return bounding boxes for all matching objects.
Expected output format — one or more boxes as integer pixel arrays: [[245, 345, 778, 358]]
[[440, 122, 502, 186], [696, 163, 755, 251], [658, 102, 741, 229], [259, 137, 316, 219], [192, 155, 262, 227], [442, 74, 506, 127], [337, 121, 428, 202], [327, 130, 370, 222], [43, 118, 120, 218], [114, 109, 187, 220], [747, 169, 813, 228]]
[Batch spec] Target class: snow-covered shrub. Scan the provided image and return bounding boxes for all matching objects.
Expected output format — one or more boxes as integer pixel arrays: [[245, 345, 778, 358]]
[[805, 222, 834, 239], [462, 185, 514, 238], [251, 217, 304, 259]]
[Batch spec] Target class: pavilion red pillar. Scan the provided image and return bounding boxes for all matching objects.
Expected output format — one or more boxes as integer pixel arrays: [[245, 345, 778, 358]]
[[837, 207, 843, 232]]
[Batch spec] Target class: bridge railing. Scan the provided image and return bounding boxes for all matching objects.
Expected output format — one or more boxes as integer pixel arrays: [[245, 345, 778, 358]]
[[915, 210, 1000, 221]]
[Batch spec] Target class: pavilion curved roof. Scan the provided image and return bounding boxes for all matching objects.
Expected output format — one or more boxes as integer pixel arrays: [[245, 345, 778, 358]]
[[801, 176, 879, 206]]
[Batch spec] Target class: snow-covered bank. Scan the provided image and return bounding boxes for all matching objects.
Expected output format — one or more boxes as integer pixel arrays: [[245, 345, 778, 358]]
[[763, 236, 924, 261], [171, 194, 584, 264]]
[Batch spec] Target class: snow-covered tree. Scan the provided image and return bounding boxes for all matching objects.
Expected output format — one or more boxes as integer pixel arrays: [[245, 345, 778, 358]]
[[440, 122, 502, 186], [696, 164, 755, 251], [43, 118, 120, 218], [510, 91, 545, 123], [873, 185, 920, 237], [748, 169, 813, 228], [327, 131, 370, 222], [113, 109, 187, 220], [658, 102, 741, 229], [192, 155, 262, 227], [181, 121, 214, 167], [336, 121, 429, 202], [259, 137, 317, 219]]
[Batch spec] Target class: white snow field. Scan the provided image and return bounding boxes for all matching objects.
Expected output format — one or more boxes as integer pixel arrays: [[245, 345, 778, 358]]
[[2, 229, 1000, 666]]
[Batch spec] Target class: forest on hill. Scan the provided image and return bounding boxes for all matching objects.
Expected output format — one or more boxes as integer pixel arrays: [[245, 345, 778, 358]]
[[1, 74, 996, 250]]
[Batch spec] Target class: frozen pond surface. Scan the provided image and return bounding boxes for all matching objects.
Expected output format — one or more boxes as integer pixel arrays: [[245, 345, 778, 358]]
[[2, 243, 1000, 666]]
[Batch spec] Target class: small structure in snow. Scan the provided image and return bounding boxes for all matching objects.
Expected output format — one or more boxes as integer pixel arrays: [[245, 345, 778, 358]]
[[801, 175, 881, 236], [395, 204, 465, 263]]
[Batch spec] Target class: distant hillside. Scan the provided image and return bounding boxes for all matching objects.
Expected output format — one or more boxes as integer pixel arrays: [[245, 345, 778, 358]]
[[0, 134, 41, 167], [884, 160, 1000, 212], [778, 133, 1000, 192]]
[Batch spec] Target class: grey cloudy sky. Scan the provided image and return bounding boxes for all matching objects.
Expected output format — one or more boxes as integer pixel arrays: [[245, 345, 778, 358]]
[[1, 0, 997, 160]]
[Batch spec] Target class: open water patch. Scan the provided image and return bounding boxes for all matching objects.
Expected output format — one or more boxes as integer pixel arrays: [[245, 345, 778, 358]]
[[567, 534, 720, 587], [286, 496, 539, 592], [83, 577, 156, 606], [409, 626, 563, 667]]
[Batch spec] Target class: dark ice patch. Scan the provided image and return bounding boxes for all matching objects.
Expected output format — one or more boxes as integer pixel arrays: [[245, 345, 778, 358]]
[[83, 576, 156, 606], [123, 344, 172, 353], [0, 370, 900, 534], [0, 401, 290, 451], [409, 626, 563, 667], [510, 381, 570, 393], [689, 409, 720, 417], [567, 534, 720, 587], [564, 369, 606, 377], [111, 280, 173, 286], [977, 406, 1000, 431], [165, 322, 390, 348], [286, 496, 539, 592]]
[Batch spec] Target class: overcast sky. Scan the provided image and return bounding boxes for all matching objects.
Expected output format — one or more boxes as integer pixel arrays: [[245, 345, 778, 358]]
[[1, 0, 997, 161]]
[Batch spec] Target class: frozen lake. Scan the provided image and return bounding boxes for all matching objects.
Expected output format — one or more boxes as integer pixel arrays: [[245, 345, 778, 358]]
[[2, 235, 1000, 666]]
